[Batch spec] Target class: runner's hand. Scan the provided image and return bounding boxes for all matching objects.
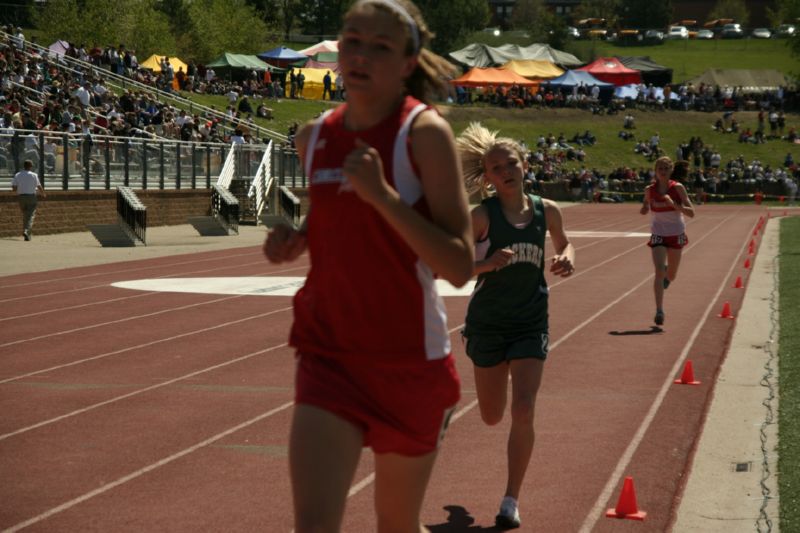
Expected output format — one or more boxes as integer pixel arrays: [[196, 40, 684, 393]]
[[342, 138, 395, 207], [486, 248, 515, 270], [550, 254, 575, 277], [264, 223, 306, 263]]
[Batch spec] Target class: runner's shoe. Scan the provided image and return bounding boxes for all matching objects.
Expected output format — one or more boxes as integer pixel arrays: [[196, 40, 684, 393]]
[[654, 309, 665, 326], [495, 496, 521, 529], [663, 278, 671, 289]]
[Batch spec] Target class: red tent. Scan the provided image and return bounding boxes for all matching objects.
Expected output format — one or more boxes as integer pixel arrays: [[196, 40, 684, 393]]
[[451, 67, 538, 87], [576, 57, 642, 86]]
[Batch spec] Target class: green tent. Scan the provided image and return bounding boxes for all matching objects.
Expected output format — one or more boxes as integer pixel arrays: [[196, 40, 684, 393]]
[[206, 53, 284, 72]]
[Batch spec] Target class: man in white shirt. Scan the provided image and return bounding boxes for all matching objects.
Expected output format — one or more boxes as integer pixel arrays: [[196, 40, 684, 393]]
[[11, 159, 46, 241]]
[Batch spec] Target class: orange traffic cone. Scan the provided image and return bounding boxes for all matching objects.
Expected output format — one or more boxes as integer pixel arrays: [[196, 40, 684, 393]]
[[606, 476, 647, 520], [744, 258, 751, 269], [718, 301, 734, 319], [733, 276, 743, 289], [675, 360, 701, 385]]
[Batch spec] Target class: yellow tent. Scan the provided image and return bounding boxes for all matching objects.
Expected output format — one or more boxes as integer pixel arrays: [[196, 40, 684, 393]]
[[285, 67, 337, 100], [140, 54, 189, 74], [502, 59, 564, 80]]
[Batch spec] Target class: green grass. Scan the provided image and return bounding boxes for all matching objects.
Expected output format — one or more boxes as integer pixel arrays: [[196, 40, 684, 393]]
[[779, 216, 800, 533], [173, 93, 800, 175]]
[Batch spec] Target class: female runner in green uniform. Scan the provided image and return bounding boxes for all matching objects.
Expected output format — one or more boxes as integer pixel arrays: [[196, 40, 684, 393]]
[[456, 123, 575, 529]]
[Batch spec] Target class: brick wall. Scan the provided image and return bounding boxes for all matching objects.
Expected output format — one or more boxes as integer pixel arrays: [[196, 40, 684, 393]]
[[0, 189, 213, 238]]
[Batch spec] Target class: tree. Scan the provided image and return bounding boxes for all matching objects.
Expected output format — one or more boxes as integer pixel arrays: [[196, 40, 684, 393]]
[[30, 0, 83, 46], [767, 0, 800, 26], [185, 0, 269, 63], [415, 0, 489, 55], [618, 0, 672, 29], [295, 0, 348, 38], [708, 0, 750, 27]]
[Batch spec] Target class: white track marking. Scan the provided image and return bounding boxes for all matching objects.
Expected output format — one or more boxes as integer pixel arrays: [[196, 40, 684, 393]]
[[3, 401, 294, 533], [0, 341, 289, 441], [0, 292, 157, 322], [0, 306, 292, 385]]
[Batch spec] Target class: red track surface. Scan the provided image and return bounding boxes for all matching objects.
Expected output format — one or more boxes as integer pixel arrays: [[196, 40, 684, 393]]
[[0, 204, 780, 532]]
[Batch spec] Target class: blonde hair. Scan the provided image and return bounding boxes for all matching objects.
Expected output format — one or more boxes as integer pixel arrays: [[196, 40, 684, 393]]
[[346, 0, 456, 103], [456, 122, 528, 197], [654, 156, 674, 172]]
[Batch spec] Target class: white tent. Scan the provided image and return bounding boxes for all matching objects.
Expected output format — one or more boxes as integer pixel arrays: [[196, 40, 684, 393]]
[[299, 40, 339, 56]]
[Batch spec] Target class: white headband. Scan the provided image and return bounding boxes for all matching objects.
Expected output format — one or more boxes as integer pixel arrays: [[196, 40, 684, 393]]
[[359, 0, 421, 54]]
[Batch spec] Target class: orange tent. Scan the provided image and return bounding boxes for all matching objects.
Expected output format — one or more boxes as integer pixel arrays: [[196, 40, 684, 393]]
[[451, 67, 539, 88]]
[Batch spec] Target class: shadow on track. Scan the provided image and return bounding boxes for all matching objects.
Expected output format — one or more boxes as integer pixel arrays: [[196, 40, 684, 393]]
[[609, 326, 663, 335], [427, 505, 503, 532]]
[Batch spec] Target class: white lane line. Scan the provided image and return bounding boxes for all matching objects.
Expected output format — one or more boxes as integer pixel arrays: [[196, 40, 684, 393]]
[[0, 249, 264, 289], [578, 214, 746, 532], [0, 261, 309, 304], [3, 400, 295, 533], [0, 306, 293, 386], [0, 340, 290, 441], [0, 292, 158, 322], [0, 295, 242, 349]]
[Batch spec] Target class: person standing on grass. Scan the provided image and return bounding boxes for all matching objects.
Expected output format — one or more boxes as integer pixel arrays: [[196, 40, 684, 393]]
[[262, 1, 474, 531], [640, 156, 695, 326], [456, 122, 575, 530], [11, 159, 46, 241]]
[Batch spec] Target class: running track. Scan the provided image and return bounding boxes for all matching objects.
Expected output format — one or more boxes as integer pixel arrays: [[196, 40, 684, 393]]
[[0, 204, 783, 532]]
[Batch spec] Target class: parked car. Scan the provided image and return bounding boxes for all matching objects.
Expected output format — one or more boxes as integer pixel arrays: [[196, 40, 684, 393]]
[[666, 25, 689, 39], [696, 29, 715, 39], [644, 29, 664, 42], [776, 24, 796, 37], [751, 27, 772, 39], [721, 23, 744, 38]]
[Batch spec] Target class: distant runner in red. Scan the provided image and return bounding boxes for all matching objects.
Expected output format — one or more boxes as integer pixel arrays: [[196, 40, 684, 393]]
[[640, 156, 695, 326], [262, 1, 474, 531]]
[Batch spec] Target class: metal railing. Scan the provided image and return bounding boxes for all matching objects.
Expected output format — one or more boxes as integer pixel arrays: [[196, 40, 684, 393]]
[[249, 140, 274, 222], [279, 185, 301, 228], [117, 186, 147, 244], [211, 184, 239, 234], [0, 130, 269, 192]]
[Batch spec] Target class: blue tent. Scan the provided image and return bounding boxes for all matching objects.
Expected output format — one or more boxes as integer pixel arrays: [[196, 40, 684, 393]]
[[544, 70, 613, 89], [258, 46, 308, 67]]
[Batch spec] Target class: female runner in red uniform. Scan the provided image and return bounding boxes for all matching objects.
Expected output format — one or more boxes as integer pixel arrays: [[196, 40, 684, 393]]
[[263, 1, 474, 531], [640, 156, 695, 326]]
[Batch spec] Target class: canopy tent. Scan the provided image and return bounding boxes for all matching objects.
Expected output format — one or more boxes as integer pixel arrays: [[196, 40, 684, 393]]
[[450, 67, 539, 87], [514, 44, 582, 67], [576, 57, 641, 86], [299, 40, 339, 56], [206, 53, 278, 71], [303, 60, 340, 73], [140, 54, 188, 74], [285, 68, 337, 99], [616, 56, 673, 86], [685, 69, 788, 91], [449, 43, 582, 69], [544, 70, 613, 89], [258, 46, 308, 68], [48, 40, 70, 57], [502, 59, 564, 80]]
